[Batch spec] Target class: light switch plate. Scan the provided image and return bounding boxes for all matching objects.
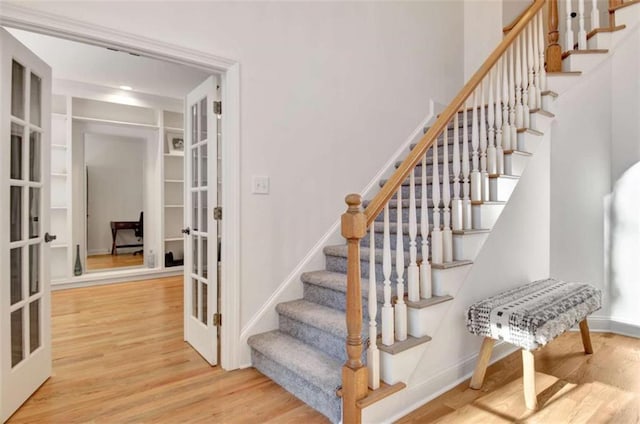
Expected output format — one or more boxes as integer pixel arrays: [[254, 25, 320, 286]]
[[252, 175, 270, 194]]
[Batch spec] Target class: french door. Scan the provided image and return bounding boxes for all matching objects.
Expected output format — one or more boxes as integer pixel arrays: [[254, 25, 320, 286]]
[[184, 76, 219, 365], [0, 28, 52, 421]]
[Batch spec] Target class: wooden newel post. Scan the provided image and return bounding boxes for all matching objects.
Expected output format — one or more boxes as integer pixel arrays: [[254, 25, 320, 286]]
[[341, 193, 368, 424], [546, 0, 562, 72]]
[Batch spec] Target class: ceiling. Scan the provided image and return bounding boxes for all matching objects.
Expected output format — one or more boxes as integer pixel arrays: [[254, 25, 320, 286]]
[[7, 28, 210, 99]]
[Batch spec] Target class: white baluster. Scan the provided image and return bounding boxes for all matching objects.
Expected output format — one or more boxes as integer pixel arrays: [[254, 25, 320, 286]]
[[420, 154, 432, 299], [566, 0, 575, 52], [521, 33, 531, 129], [578, 0, 587, 50], [442, 122, 452, 263], [533, 15, 542, 109], [538, 12, 547, 93], [480, 82, 489, 201], [452, 113, 463, 231], [462, 101, 472, 230], [395, 189, 407, 341], [470, 90, 481, 203], [407, 171, 419, 302], [487, 68, 497, 176], [495, 60, 504, 175], [508, 44, 517, 149], [502, 50, 511, 153], [527, 23, 537, 111], [591, 0, 600, 32], [431, 137, 443, 265], [515, 34, 524, 130], [381, 204, 394, 346], [367, 223, 380, 390]]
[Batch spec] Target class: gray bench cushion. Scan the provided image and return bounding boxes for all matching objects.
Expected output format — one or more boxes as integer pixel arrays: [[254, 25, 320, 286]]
[[466, 278, 602, 350]]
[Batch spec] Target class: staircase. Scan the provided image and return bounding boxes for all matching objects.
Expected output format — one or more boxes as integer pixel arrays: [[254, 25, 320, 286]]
[[248, 0, 639, 422]]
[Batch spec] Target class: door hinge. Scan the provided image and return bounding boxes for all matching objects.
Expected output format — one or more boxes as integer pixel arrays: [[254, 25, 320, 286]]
[[214, 206, 222, 221], [213, 101, 222, 116], [213, 312, 222, 326]]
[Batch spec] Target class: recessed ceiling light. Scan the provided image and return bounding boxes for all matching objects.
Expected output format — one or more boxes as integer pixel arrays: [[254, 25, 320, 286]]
[[119, 85, 133, 91]]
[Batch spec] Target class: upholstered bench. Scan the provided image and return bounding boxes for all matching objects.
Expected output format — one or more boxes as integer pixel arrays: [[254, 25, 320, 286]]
[[466, 278, 602, 409]]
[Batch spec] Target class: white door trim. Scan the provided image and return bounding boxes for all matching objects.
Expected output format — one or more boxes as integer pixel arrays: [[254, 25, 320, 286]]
[[0, 3, 242, 371]]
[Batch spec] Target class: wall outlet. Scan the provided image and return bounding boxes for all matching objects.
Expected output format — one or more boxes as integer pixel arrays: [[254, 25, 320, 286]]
[[252, 176, 270, 194]]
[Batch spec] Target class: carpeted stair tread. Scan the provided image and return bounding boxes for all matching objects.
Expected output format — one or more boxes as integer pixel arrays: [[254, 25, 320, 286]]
[[379, 175, 457, 187], [364, 198, 435, 209], [302, 270, 387, 299], [323, 244, 418, 265], [277, 299, 348, 339], [247, 330, 342, 394]]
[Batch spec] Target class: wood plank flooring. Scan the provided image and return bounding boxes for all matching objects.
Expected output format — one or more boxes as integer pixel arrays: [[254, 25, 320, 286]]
[[86, 253, 144, 271], [8, 276, 327, 423], [397, 332, 640, 423], [8, 275, 640, 423]]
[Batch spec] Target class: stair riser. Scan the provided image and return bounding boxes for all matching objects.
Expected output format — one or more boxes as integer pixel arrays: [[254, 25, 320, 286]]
[[302, 282, 386, 314], [279, 315, 368, 364], [397, 183, 455, 199], [398, 158, 473, 172], [362, 232, 422, 250], [250, 349, 341, 423], [374, 207, 439, 223], [411, 138, 475, 151]]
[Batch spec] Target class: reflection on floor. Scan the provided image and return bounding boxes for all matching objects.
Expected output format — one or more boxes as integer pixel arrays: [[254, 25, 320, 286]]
[[8, 277, 326, 423], [397, 332, 640, 423], [86, 253, 144, 270]]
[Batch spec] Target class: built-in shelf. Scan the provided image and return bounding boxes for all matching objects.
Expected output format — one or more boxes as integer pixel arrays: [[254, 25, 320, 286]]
[[72, 115, 159, 129], [51, 172, 68, 178], [164, 205, 184, 208], [165, 126, 184, 132], [51, 206, 68, 210], [51, 112, 67, 118], [164, 153, 184, 158], [51, 144, 67, 150], [164, 179, 184, 183], [165, 237, 183, 242], [51, 243, 69, 249]]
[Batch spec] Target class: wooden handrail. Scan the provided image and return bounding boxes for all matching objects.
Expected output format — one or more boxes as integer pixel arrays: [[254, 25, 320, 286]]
[[503, 1, 537, 33], [362, 0, 546, 226]]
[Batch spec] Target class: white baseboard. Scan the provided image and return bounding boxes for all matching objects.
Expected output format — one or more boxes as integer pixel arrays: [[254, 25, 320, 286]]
[[573, 315, 640, 338], [363, 341, 518, 424], [51, 267, 182, 290]]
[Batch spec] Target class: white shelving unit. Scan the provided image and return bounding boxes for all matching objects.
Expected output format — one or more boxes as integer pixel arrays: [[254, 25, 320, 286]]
[[162, 110, 185, 268], [48, 94, 186, 283], [50, 95, 73, 282]]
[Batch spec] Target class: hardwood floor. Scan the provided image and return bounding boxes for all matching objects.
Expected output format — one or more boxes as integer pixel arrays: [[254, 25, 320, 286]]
[[86, 253, 144, 271], [9, 276, 640, 423], [8, 276, 327, 423], [397, 332, 640, 423]]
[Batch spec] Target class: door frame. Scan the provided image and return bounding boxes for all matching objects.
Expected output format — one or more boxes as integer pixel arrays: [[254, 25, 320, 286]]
[[0, 3, 242, 371]]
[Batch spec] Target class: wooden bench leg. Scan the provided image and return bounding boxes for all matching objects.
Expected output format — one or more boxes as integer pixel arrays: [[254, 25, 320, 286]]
[[579, 319, 594, 354], [470, 337, 495, 390], [522, 349, 537, 410]]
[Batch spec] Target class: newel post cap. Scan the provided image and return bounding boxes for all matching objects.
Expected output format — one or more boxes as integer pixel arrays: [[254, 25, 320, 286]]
[[341, 193, 366, 240]]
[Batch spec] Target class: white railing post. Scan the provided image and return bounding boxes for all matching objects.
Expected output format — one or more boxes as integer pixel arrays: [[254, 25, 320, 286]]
[[578, 0, 587, 49], [452, 113, 463, 231], [470, 91, 481, 203], [527, 23, 537, 112], [487, 68, 497, 176], [381, 204, 394, 346], [533, 16, 542, 109], [515, 34, 524, 130], [502, 51, 511, 153], [419, 154, 432, 299], [495, 60, 504, 175], [508, 44, 517, 149], [407, 170, 419, 302], [367, 223, 380, 390], [394, 188, 407, 341], [462, 101, 472, 230], [479, 82, 489, 201], [431, 136, 443, 265], [442, 122, 453, 263], [566, 0, 575, 52], [591, 0, 600, 32], [538, 12, 547, 93], [522, 32, 531, 129]]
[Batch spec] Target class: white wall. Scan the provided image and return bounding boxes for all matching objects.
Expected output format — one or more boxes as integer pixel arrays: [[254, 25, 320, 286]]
[[85, 133, 144, 255], [464, 0, 503, 80], [12, 1, 466, 329], [503, 0, 531, 27]]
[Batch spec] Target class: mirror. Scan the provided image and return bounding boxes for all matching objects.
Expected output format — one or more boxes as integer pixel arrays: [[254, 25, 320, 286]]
[[84, 133, 145, 271]]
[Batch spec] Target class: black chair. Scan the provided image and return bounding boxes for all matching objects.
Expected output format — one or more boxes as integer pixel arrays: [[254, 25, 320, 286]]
[[133, 211, 144, 256]]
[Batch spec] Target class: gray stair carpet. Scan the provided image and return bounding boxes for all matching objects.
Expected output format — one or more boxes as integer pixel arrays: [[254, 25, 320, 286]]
[[247, 131, 454, 423]]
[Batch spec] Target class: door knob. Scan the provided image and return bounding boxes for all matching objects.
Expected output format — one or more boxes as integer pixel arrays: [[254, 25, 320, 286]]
[[181, 227, 191, 235], [44, 232, 57, 243]]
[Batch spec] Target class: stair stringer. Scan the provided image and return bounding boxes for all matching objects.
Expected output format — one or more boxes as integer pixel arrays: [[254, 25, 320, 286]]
[[363, 130, 551, 423], [237, 102, 437, 367]]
